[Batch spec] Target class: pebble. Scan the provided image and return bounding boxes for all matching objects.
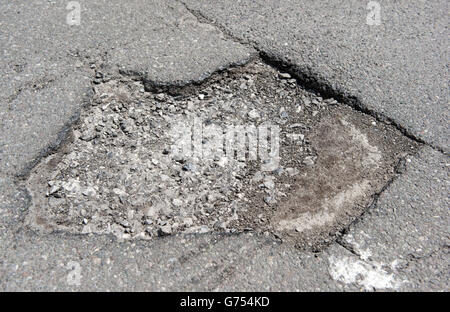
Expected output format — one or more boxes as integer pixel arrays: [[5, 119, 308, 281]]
[[182, 163, 196, 171], [183, 217, 194, 227], [145, 206, 159, 218], [303, 156, 315, 166], [155, 93, 165, 101], [285, 168, 299, 176], [82, 187, 96, 197], [172, 198, 183, 207], [263, 179, 275, 190], [113, 188, 127, 197], [47, 185, 61, 196], [120, 220, 130, 228], [158, 225, 172, 236], [185, 225, 210, 234], [247, 109, 261, 120], [264, 196, 274, 204], [80, 131, 97, 141], [286, 133, 304, 141], [279, 73, 291, 79], [280, 110, 289, 119]]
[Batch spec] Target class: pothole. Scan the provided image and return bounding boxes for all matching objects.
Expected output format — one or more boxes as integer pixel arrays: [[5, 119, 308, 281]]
[[24, 60, 419, 249]]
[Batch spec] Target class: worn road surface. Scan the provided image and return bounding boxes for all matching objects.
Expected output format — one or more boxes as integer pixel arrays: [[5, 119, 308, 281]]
[[0, 0, 448, 291]]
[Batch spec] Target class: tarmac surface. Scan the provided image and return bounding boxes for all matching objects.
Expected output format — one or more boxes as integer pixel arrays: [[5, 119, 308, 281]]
[[0, 0, 448, 291]]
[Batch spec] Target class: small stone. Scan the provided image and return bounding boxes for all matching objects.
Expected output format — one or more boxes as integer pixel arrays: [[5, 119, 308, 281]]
[[145, 202, 162, 217], [80, 131, 97, 141], [216, 156, 228, 167], [120, 220, 130, 228], [82, 187, 96, 197], [81, 225, 91, 234], [47, 185, 61, 196], [286, 133, 304, 141], [155, 93, 165, 101], [113, 188, 127, 197], [206, 193, 217, 203], [120, 120, 134, 134], [263, 180, 275, 190], [395, 158, 407, 174], [183, 217, 194, 227], [185, 225, 210, 234], [303, 156, 315, 166], [280, 110, 289, 119], [182, 163, 196, 171], [279, 73, 291, 79], [264, 196, 276, 205], [172, 198, 183, 207], [162, 148, 170, 155], [158, 225, 172, 236], [198, 94, 205, 100], [247, 109, 260, 120], [121, 233, 131, 240], [62, 179, 81, 193], [273, 168, 284, 176], [285, 168, 299, 176], [172, 154, 186, 163], [324, 98, 336, 104]]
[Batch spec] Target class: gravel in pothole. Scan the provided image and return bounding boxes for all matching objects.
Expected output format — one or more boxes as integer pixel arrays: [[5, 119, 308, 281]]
[[25, 61, 418, 248]]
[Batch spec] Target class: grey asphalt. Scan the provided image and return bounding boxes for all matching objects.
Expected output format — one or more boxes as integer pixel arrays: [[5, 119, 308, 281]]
[[183, 0, 449, 152], [0, 0, 448, 291], [0, 0, 254, 176]]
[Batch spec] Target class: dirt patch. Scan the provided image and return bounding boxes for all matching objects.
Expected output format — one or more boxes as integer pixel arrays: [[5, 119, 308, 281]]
[[24, 60, 418, 249]]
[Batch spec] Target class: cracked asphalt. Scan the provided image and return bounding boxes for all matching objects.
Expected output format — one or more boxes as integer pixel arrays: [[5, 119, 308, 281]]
[[0, 0, 448, 291]]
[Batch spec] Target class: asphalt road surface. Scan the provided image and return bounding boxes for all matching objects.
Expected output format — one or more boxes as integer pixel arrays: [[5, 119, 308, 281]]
[[0, 0, 448, 291]]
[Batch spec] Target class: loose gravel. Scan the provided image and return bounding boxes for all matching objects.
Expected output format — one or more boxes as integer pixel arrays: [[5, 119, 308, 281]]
[[25, 61, 418, 249]]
